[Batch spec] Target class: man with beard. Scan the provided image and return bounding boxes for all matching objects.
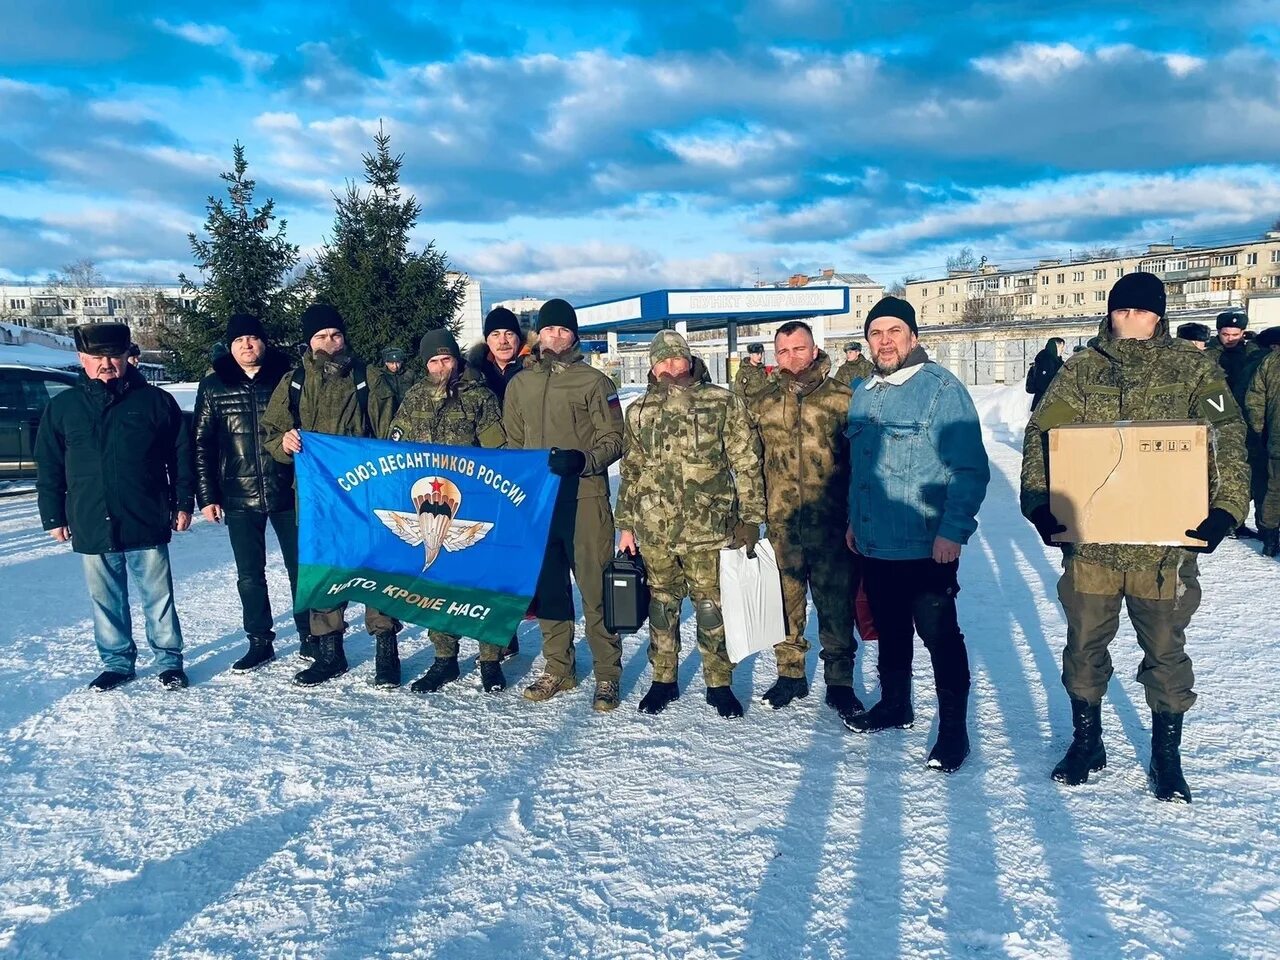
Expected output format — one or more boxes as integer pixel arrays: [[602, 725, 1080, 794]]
[[193, 313, 306, 672], [468, 307, 529, 405], [503, 299, 625, 711], [1208, 310, 1268, 537], [844, 297, 990, 774], [262, 303, 399, 687], [35, 322, 194, 691], [749, 321, 863, 719], [616, 330, 765, 719], [389, 328, 511, 691], [1022, 273, 1248, 802]]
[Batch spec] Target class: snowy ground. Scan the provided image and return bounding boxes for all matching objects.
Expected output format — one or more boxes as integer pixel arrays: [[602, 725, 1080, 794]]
[[2, 386, 1279, 959]]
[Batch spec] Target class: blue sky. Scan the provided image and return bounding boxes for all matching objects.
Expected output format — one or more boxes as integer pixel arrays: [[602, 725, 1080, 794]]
[[3, 1, 1280, 305]]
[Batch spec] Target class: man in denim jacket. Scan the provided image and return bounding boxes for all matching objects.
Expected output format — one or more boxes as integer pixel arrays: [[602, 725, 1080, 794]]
[[843, 296, 990, 773]]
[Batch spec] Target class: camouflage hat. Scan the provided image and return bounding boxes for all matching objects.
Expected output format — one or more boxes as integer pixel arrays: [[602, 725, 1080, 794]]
[[650, 329, 692, 366]]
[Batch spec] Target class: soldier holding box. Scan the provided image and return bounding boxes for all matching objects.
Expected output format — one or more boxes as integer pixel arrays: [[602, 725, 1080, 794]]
[[1020, 271, 1250, 803]]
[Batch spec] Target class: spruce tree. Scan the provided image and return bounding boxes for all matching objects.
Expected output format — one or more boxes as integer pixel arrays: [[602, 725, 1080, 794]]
[[307, 124, 464, 361], [159, 143, 301, 380]]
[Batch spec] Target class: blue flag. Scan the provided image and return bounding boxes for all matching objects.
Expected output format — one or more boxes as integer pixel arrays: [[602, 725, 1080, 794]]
[[294, 432, 560, 645]]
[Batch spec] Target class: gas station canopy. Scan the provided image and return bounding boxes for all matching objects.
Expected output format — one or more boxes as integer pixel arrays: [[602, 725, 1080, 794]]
[[575, 287, 850, 336]]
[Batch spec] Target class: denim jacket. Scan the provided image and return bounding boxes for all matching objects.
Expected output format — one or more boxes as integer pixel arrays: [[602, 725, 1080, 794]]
[[846, 349, 990, 560]]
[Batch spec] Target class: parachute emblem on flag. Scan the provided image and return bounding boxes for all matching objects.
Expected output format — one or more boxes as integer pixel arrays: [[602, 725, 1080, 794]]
[[374, 475, 494, 571]]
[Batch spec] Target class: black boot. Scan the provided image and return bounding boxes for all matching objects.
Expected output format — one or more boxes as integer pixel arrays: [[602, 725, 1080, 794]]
[[706, 686, 744, 719], [298, 635, 320, 662], [88, 670, 134, 692], [232, 636, 275, 673], [1261, 527, 1279, 558], [372, 633, 401, 689], [638, 681, 680, 715], [1149, 711, 1192, 803], [293, 633, 348, 686], [927, 688, 971, 773], [761, 676, 809, 710], [409, 656, 460, 693], [1051, 697, 1106, 785], [479, 661, 506, 693], [824, 685, 865, 720], [844, 671, 913, 732]]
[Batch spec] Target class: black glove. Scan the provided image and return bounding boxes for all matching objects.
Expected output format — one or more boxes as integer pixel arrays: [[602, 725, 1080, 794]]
[[548, 448, 587, 477], [1185, 508, 1236, 554], [729, 521, 761, 558], [1029, 505, 1067, 547]]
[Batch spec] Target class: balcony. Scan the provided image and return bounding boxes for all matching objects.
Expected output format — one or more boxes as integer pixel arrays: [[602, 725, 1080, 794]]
[[31, 304, 62, 318], [81, 304, 113, 317]]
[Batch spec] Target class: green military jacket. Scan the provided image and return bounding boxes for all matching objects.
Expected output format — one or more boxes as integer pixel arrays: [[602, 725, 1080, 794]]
[[262, 350, 396, 465], [1020, 317, 1250, 571], [834, 355, 874, 387], [749, 351, 852, 541], [1244, 350, 1280, 457], [388, 369, 505, 448], [617, 358, 766, 551], [502, 343, 623, 500], [733, 360, 770, 401], [382, 363, 421, 414]]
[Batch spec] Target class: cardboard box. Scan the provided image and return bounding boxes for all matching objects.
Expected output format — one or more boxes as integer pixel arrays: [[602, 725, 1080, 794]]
[[1048, 421, 1208, 546]]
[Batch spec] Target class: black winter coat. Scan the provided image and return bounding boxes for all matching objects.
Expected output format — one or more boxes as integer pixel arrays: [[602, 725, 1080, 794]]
[[466, 342, 526, 406], [35, 366, 194, 555], [193, 349, 296, 513], [1025, 345, 1064, 409]]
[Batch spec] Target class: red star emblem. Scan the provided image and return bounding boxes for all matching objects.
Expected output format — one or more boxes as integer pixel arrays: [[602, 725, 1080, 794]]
[[430, 479, 443, 493]]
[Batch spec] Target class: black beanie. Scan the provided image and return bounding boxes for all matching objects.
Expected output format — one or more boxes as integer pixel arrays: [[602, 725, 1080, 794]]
[[537, 298, 578, 335], [484, 307, 522, 339], [301, 303, 346, 342], [1256, 326, 1280, 349], [1107, 272, 1165, 317], [864, 296, 918, 337], [1176, 322, 1211, 343], [1215, 310, 1248, 331], [418, 328, 462, 363], [225, 313, 268, 345]]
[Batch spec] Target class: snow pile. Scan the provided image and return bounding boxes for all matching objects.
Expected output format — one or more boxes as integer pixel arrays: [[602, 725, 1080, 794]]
[[974, 384, 1032, 448]]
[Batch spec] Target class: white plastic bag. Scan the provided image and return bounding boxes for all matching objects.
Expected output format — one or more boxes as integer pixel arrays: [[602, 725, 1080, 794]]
[[719, 538, 786, 664]]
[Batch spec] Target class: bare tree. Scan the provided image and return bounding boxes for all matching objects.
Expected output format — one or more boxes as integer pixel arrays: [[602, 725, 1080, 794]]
[[889, 273, 922, 297], [945, 247, 977, 273]]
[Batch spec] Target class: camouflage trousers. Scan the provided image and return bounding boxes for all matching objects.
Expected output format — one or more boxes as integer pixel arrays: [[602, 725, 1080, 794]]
[[1057, 556, 1200, 715], [773, 534, 856, 685], [1249, 444, 1270, 525], [645, 546, 733, 688], [1261, 456, 1280, 530], [310, 603, 400, 638], [428, 630, 506, 662]]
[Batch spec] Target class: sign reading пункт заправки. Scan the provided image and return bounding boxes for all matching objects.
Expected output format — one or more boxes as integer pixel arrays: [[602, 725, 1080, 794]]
[[294, 433, 561, 644]]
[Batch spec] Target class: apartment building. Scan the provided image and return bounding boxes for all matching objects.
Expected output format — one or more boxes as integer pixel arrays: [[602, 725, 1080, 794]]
[[904, 230, 1280, 326], [752, 267, 885, 340], [1, 283, 191, 340]]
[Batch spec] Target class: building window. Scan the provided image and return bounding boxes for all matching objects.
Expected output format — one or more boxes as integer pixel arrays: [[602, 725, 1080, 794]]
[[1095, 290, 1106, 301], [1212, 254, 1237, 267], [952, 302, 959, 312], [1056, 273, 1065, 284], [1248, 277, 1257, 289], [1093, 269, 1106, 280], [855, 309, 862, 318], [1073, 292, 1086, 304], [1072, 271, 1085, 282], [922, 305, 928, 315], [1271, 250, 1280, 263], [1040, 295, 1049, 306], [1041, 275, 1050, 285], [938, 286, 944, 296], [1247, 252, 1258, 265], [1056, 294, 1065, 305], [1115, 267, 1124, 278]]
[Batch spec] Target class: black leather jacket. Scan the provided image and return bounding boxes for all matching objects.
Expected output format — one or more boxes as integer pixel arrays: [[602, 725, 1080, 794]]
[[193, 349, 296, 513]]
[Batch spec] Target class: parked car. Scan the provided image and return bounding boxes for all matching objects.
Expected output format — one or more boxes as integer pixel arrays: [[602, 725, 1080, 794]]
[[0, 364, 79, 480]]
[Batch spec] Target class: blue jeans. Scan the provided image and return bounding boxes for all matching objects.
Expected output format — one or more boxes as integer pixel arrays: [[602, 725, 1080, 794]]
[[81, 545, 185, 674]]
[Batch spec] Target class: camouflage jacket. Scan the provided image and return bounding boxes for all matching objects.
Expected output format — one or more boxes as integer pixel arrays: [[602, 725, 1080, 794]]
[[1020, 317, 1250, 571], [616, 358, 766, 551], [834, 356, 874, 388], [388, 368, 505, 449], [262, 350, 396, 465], [733, 360, 770, 401], [382, 363, 421, 414], [749, 351, 852, 541], [1244, 350, 1280, 457]]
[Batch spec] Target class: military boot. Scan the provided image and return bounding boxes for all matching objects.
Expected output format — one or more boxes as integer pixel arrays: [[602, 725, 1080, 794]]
[[373, 633, 401, 689], [479, 661, 506, 693], [409, 656, 459, 693], [592, 680, 621, 712], [844, 671, 913, 733], [706, 686, 744, 719], [1149, 711, 1192, 803], [638, 681, 680, 715], [1261, 527, 1279, 558], [293, 632, 348, 686], [761, 675, 809, 710], [232, 635, 275, 673], [522, 671, 578, 702], [1051, 697, 1106, 785], [824, 685, 865, 721], [298, 635, 320, 662], [926, 688, 971, 773]]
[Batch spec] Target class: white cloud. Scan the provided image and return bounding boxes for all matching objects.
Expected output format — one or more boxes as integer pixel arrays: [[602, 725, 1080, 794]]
[[973, 42, 1088, 83]]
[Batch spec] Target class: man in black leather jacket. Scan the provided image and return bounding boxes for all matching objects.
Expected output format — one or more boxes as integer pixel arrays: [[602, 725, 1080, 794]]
[[193, 313, 307, 671]]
